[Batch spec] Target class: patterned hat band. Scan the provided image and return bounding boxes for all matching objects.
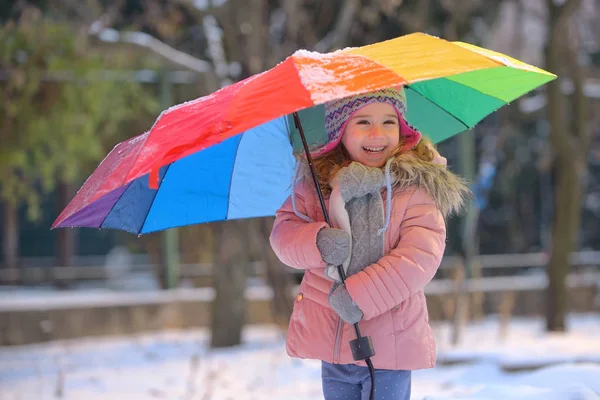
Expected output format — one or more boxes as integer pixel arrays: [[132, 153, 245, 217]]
[[312, 86, 421, 157]]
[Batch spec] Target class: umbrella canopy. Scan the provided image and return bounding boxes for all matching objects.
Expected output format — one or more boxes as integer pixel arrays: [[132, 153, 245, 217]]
[[53, 32, 555, 234], [54, 119, 296, 233]]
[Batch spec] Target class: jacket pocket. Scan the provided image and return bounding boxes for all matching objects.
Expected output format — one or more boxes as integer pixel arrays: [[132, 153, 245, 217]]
[[391, 293, 426, 334]]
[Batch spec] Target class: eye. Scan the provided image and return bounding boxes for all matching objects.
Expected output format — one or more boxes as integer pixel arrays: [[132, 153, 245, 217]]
[[384, 119, 397, 125], [356, 119, 370, 125]]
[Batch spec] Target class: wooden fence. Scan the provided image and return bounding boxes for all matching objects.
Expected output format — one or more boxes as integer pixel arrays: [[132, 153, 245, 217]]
[[1, 251, 599, 286]]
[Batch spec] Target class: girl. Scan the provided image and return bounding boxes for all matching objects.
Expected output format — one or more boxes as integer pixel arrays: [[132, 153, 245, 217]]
[[270, 87, 470, 399]]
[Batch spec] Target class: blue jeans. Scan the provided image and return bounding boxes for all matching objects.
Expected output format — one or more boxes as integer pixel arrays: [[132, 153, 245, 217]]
[[321, 361, 411, 400]]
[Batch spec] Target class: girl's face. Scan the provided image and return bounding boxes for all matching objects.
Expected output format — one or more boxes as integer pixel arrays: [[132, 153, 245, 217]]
[[341, 102, 400, 167]]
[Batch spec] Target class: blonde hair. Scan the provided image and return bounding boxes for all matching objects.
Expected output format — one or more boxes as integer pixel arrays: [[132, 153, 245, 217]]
[[307, 137, 436, 196]]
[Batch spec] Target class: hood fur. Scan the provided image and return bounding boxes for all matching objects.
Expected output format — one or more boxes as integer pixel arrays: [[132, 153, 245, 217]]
[[294, 154, 472, 218], [388, 153, 471, 218]]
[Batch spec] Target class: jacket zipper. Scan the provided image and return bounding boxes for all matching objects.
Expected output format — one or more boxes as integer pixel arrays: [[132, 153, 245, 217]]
[[333, 316, 343, 362]]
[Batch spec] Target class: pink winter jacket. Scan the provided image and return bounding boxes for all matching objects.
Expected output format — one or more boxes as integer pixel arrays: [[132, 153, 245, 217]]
[[270, 155, 468, 370]]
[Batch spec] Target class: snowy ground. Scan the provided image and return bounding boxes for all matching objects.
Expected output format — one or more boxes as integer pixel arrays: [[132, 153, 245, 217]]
[[1, 314, 599, 400]]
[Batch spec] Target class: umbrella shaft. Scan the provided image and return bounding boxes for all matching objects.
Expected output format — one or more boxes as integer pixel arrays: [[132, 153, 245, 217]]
[[292, 112, 346, 283]]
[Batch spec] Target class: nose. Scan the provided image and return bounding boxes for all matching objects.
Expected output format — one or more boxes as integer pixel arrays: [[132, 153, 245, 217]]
[[368, 124, 384, 138]]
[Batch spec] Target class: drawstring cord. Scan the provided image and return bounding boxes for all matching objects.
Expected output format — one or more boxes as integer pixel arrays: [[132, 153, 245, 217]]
[[378, 158, 393, 236]]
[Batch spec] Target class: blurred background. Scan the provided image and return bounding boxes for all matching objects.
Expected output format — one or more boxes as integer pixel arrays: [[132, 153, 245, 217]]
[[1, 0, 599, 399]]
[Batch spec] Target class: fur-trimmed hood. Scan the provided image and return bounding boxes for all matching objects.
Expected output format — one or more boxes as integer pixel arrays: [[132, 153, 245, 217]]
[[387, 153, 471, 218], [294, 153, 471, 219]]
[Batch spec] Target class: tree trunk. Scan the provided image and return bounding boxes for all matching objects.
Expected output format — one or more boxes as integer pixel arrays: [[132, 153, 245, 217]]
[[210, 220, 249, 348], [2, 201, 19, 283], [546, 158, 580, 331], [246, 0, 267, 75], [259, 217, 294, 327], [55, 181, 76, 288], [544, 0, 584, 332], [161, 229, 179, 289]]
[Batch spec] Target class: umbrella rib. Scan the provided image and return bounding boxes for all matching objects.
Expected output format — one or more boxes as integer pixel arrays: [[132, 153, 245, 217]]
[[224, 132, 245, 220], [139, 164, 173, 234], [405, 85, 472, 130], [97, 181, 137, 233]]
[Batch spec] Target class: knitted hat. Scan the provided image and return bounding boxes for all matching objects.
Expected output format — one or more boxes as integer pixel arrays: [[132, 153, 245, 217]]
[[312, 86, 421, 157]]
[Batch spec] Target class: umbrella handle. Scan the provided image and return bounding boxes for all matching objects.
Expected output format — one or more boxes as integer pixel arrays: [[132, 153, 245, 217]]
[[292, 112, 376, 360]]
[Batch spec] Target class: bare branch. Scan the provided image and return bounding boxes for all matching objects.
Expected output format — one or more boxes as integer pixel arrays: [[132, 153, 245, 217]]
[[171, 0, 230, 20], [203, 15, 231, 86], [314, 0, 360, 52], [88, 21, 212, 73]]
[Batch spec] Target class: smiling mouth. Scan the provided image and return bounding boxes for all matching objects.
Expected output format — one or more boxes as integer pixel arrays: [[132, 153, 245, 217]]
[[363, 146, 386, 154]]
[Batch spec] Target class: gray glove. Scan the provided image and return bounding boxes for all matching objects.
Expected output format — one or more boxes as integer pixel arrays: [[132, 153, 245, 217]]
[[328, 282, 363, 324], [337, 162, 386, 203], [316, 228, 350, 266]]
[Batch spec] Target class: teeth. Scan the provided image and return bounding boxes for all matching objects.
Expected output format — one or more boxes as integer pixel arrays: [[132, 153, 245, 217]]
[[363, 146, 385, 153]]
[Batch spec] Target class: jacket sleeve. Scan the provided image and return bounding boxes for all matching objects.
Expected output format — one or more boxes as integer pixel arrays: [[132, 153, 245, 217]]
[[269, 186, 329, 271], [345, 189, 446, 320]]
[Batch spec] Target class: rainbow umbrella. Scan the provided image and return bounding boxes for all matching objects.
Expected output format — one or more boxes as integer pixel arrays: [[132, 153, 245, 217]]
[[53, 33, 555, 234]]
